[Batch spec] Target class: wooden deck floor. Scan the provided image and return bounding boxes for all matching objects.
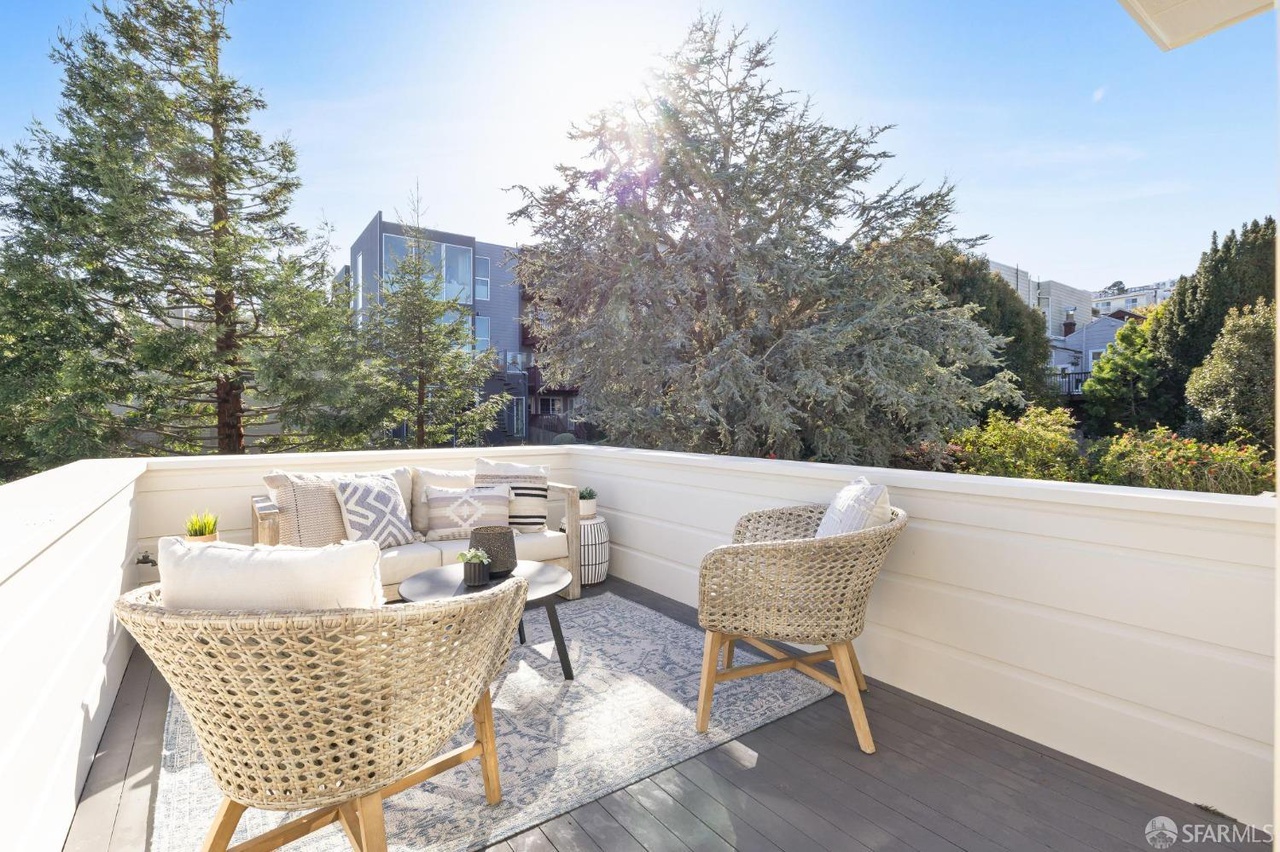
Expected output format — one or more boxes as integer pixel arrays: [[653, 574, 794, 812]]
[[64, 578, 1265, 851]]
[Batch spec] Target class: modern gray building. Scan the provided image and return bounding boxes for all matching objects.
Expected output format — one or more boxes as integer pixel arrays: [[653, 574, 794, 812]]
[[347, 212, 533, 442]]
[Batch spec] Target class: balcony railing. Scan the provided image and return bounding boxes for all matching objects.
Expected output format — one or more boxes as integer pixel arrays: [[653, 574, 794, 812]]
[[1058, 370, 1090, 396], [2, 446, 1274, 849]]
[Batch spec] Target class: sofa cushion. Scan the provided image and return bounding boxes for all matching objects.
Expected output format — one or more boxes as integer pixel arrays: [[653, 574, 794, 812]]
[[410, 467, 475, 532], [474, 457, 549, 533], [264, 466, 413, 547], [434, 529, 570, 566], [158, 536, 384, 611], [335, 473, 415, 549], [815, 477, 892, 538], [378, 541, 446, 586], [422, 484, 510, 541]]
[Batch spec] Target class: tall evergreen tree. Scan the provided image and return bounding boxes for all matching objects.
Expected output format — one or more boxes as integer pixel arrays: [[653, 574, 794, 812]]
[[935, 250, 1055, 406], [0, 0, 348, 468], [1146, 217, 1275, 420], [1081, 306, 1178, 435], [1185, 299, 1275, 452], [511, 16, 1017, 464]]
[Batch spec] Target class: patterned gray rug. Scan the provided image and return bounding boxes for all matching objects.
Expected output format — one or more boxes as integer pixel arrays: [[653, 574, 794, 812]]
[[150, 592, 832, 851]]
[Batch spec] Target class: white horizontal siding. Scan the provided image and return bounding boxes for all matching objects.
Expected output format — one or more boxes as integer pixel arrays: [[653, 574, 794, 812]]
[[562, 446, 1275, 826]]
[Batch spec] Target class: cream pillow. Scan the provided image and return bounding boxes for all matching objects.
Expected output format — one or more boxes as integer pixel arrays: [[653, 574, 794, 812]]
[[264, 466, 413, 547], [815, 478, 892, 538], [422, 484, 510, 541], [158, 536, 384, 611], [410, 467, 476, 533]]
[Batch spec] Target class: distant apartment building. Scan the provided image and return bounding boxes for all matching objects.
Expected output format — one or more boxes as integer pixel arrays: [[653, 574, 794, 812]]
[[1091, 281, 1173, 315], [344, 212, 577, 444], [989, 260, 1095, 339]]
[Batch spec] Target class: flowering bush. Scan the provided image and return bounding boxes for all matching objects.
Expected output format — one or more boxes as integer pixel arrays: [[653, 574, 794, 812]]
[[1089, 427, 1273, 495], [951, 407, 1085, 482]]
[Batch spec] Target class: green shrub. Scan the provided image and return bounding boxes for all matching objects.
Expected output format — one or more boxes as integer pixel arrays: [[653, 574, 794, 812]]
[[551, 432, 577, 445], [1089, 427, 1274, 495], [952, 406, 1084, 481]]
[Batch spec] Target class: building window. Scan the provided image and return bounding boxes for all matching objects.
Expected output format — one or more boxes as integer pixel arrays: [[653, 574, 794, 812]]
[[1089, 349, 1105, 365], [510, 397, 527, 438], [474, 315, 490, 350], [443, 244, 473, 304], [539, 397, 564, 416], [1125, 297, 1138, 308], [475, 256, 491, 301], [1098, 301, 1111, 312]]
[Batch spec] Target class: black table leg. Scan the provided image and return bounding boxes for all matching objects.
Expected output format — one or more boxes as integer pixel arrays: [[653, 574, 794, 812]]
[[544, 602, 574, 680], [518, 617, 526, 645]]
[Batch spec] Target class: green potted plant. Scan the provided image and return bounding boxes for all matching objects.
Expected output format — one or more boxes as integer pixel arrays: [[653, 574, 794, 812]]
[[185, 511, 219, 543], [578, 486, 598, 518], [459, 547, 492, 587]]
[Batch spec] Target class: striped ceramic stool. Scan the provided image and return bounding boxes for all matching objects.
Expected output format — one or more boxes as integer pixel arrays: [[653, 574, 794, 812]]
[[561, 514, 610, 584]]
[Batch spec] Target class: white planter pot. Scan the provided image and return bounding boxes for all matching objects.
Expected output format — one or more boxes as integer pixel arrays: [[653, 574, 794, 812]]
[[579, 498, 597, 518]]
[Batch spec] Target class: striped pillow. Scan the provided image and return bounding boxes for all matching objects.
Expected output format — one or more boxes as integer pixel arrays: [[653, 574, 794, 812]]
[[422, 485, 510, 541], [474, 457, 550, 533]]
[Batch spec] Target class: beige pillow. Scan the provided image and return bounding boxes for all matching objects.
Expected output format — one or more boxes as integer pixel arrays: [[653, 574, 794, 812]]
[[422, 484, 511, 541], [410, 467, 475, 532], [264, 467, 413, 547], [474, 457, 549, 533], [815, 478, 892, 538], [158, 536, 384, 611]]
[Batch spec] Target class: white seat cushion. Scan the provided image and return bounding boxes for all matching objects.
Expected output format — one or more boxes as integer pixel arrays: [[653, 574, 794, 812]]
[[433, 530, 570, 566], [158, 536, 384, 611], [378, 542, 445, 586]]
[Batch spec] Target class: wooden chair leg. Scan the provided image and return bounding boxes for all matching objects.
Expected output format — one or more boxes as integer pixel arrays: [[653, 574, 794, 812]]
[[721, 637, 736, 670], [831, 642, 875, 754], [200, 797, 247, 852], [696, 630, 725, 733], [473, 688, 502, 805], [356, 793, 388, 852], [849, 643, 868, 692], [337, 801, 364, 851]]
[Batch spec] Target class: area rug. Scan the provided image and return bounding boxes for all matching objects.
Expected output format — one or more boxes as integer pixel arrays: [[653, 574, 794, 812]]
[[150, 592, 832, 851]]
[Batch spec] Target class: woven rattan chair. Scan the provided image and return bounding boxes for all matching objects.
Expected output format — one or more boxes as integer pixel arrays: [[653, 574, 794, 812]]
[[114, 579, 528, 852], [695, 504, 908, 753]]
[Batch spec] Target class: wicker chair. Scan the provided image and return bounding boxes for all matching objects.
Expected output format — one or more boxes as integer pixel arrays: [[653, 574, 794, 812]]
[[695, 504, 908, 754], [114, 579, 528, 852]]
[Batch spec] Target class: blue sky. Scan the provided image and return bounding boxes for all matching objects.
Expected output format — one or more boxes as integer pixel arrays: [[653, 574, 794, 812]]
[[1, 0, 1274, 290]]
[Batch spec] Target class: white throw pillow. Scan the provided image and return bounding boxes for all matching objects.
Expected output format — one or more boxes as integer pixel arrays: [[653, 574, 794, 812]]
[[474, 457, 549, 533], [815, 478, 892, 538], [334, 473, 415, 549], [158, 537, 384, 611], [410, 467, 476, 533], [422, 484, 510, 541]]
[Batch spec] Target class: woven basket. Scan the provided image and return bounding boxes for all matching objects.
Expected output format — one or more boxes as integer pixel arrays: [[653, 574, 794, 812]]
[[469, 526, 517, 576]]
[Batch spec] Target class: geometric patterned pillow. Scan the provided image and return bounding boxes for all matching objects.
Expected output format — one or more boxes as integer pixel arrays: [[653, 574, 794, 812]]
[[473, 457, 549, 534], [334, 474, 415, 549], [422, 485, 510, 542], [815, 477, 892, 539]]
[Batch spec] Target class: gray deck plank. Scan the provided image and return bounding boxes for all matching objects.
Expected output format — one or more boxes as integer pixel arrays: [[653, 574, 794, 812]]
[[63, 576, 1265, 852]]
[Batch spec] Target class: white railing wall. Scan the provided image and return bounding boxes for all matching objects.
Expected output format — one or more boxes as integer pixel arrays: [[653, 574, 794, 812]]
[[0, 444, 1273, 847], [567, 445, 1276, 828], [0, 459, 147, 852]]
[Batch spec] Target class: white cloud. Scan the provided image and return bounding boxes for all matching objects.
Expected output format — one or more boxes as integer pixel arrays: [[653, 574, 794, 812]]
[[1092, 85, 1108, 103]]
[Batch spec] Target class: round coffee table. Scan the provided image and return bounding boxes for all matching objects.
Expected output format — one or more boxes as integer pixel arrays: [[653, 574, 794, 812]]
[[399, 560, 575, 680]]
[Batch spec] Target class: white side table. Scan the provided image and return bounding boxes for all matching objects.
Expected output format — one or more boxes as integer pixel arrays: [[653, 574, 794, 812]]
[[561, 514, 610, 585]]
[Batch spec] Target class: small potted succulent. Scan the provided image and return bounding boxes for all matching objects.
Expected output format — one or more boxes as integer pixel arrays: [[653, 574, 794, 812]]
[[578, 486, 598, 518], [459, 547, 492, 587], [185, 511, 219, 543]]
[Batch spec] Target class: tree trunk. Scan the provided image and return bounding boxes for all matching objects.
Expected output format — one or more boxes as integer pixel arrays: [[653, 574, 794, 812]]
[[208, 13, 243, 454]]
